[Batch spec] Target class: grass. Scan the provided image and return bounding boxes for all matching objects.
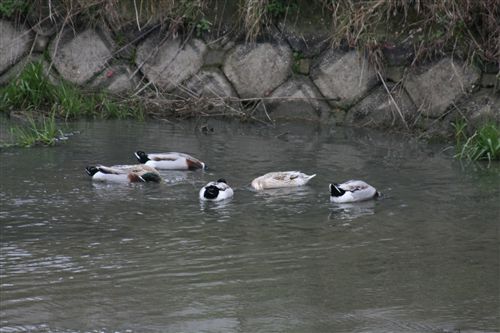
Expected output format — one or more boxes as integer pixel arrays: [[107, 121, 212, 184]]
[[0, 0, 29, 18], [9, 113, 63, 147], [8, 1, 497, 67], [1, 61, 144, 120], [1, 62, 53, 111], [266, 0, 297, 18], [324, 0, 498, 65], [1, 61, 144, 147], [292, 51, 304, 74], [21, 0, 209, 33], [238, 0, 498, 66], [452, 120, 500, 163]]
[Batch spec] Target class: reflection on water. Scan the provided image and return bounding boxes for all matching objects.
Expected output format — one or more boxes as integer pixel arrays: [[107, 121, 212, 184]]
[[199, 198, 234, 223], [0, 119, 499, 333], [329, 200, 376, 221]]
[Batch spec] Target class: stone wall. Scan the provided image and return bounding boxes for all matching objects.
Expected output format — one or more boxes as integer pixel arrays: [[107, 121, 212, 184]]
[[1, 18, 498, 138]]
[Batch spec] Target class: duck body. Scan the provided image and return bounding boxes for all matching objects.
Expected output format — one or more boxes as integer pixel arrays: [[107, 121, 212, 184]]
[[135, 151, 206, 170], [85, 164, 162, 183], [251, 171, 316, 190], [329, 180, 379, 203], [199, 179, 234, 201]]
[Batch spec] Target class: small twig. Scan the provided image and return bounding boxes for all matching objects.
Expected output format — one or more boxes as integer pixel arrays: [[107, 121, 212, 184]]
[[377, 71, 408, 129], [133, 0, 141, 31], [259, 100, 274, 124]]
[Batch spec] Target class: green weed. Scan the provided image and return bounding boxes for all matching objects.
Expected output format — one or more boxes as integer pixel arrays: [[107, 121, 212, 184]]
[[0, 0, 29, 18], [10, 113, 63, 147], [0, 61, 144, 121], [266, 0, 297, 18], [1, 62, 53, 112], [292, 51, 304, 74], [196, 18, 212, 37], [453, 121, 500, 163], [99, 95, 144, 120]]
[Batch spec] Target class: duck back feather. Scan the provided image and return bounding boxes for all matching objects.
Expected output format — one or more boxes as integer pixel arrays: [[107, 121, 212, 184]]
[[135, 151, 206, 170], [251, 171, 316, 190], [329, 180, 379, 203]]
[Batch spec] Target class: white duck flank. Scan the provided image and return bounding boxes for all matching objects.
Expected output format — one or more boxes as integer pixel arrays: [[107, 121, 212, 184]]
[[251, 171, 316, 190], [135, 151, 206, 170], [329, 180, 379, 203]]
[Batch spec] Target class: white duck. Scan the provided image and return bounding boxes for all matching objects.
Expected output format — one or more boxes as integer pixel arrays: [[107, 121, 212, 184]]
[[85, 164, 162, 183], [134, 151, 206, 170], [199, 179, 234, 201], [329, 180, 380, 203], [251, 171, 316, 190]]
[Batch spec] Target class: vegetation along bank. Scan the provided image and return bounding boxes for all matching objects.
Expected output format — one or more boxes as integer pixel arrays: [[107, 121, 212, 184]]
[[0, 0, 498, 160]]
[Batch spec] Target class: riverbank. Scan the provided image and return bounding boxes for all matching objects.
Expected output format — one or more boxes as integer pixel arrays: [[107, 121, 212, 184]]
[[1, 1, 499, 143]]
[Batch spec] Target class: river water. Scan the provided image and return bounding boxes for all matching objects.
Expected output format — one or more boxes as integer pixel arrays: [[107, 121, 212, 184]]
[[1, 119, 499, 333]]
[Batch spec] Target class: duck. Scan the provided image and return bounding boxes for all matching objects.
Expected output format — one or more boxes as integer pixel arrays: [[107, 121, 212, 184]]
[[85, 164, 162, 183], [199, 179, 234, 201], [329, 180, 380, 203], [134, 151, 206, 170], [251, 171, 316, 190]]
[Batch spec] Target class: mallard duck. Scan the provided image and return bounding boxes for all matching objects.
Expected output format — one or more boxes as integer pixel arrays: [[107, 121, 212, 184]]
[[199, 179, 234, 201], [85, 164, 162, 183], [134, 151, 206, 170], [329, 180, 380, 203], [251, 171, 316, 190]]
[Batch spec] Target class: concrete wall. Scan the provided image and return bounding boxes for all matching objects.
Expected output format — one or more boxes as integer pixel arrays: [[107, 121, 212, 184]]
[[1, 19, 498, 138]]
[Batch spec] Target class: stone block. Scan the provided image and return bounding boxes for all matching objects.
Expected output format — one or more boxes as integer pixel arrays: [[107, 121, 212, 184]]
[[137, 36, 207, 91], [404, 58, 481, 118], [49, 29, 112, 85], [223, 43, 292, 98], [456, 89, 500, 131], [311, 50, 378, 107], [90, 65, 138, 94], [346, 84, 417, 128], [0, 55, 57, 86], [184, 68, 236, 97], [267, 76, 331, 122], [0, 20, 33, 74], [182, 68, 238, 113]]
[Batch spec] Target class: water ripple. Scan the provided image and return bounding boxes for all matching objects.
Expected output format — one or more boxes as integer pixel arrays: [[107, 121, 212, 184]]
[[0, 120, 498, 332]]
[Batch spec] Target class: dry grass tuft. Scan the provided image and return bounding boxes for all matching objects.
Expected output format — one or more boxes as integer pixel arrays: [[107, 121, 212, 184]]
[[6, 1, 497, 66], [321, 0, 499, 66]]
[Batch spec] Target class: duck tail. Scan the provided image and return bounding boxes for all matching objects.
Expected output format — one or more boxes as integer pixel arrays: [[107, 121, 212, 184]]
[[308, 174, 317, 180]]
